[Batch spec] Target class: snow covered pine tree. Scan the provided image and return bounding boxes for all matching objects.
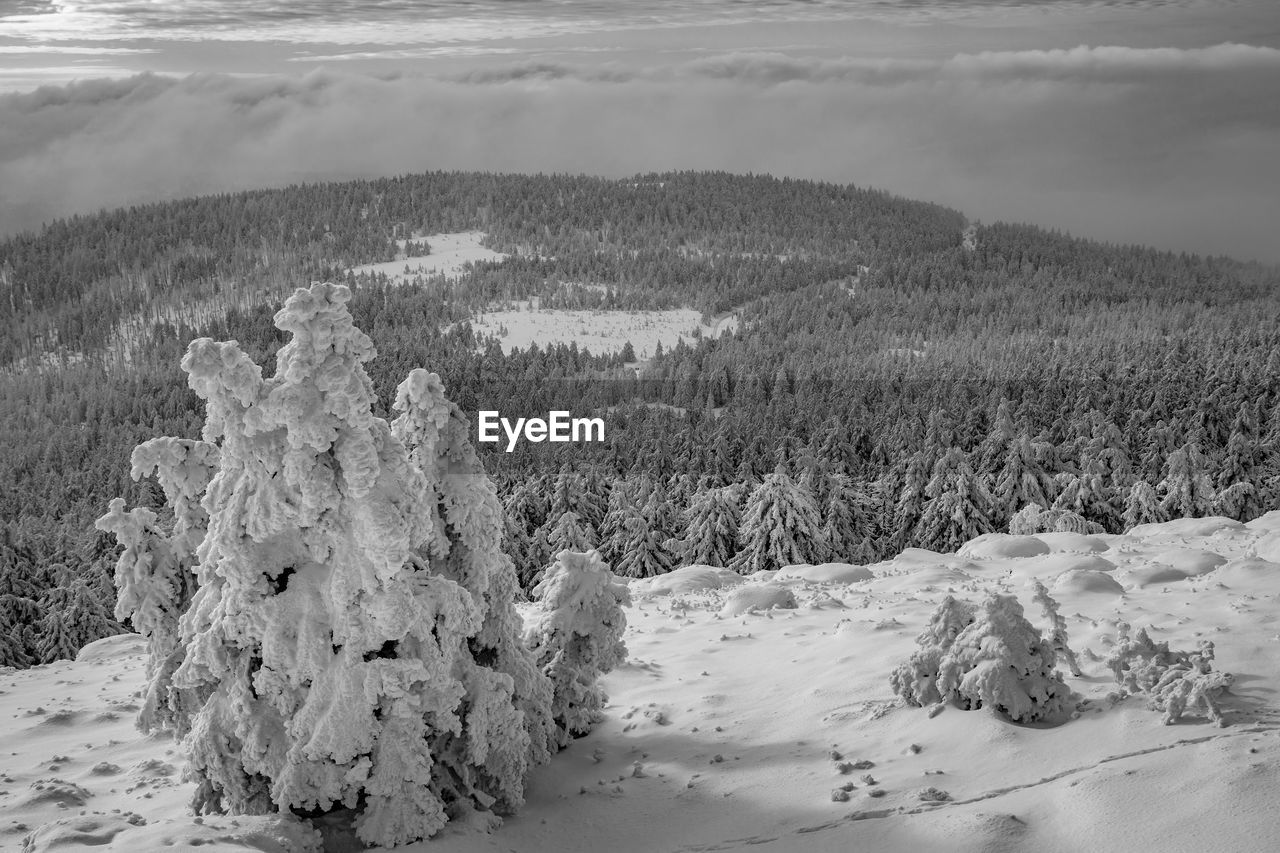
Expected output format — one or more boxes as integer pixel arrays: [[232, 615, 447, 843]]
[[96, 283, 580, 847], [524, 549, 630, 747]]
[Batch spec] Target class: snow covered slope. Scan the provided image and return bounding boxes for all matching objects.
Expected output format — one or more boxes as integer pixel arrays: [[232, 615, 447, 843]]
[[6, 513, 1280, 852], [348, 232, 507, 284]]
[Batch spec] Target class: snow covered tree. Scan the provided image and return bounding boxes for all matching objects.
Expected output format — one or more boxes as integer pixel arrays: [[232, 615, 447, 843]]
[[1078, 416, 1133, 529], [96, 436, 217, 731], [1031, 580, 1082, 677], [1052, 469, 1112, 531], [890, 595, 976, 708], [732, 466, 825, 574], [114, 283, 557, 848], [614, 513, 676, 579], [547, 510, 596, 554], [936, 593, 1075, 723], [666, 483, 742, 568], [524, 550, 630, 747], [892, 451, 932, 551], [1213, 481, 1261, 521], [1157, 442, 1214, 519], [1008, 503, 1048, 535], [1213, 427, 1266, 520], [914, 448, 994, 554], [596, 479, 637, 567], [0, 613, 34, 668], [35, 577, 121, 664], [1105, 623, 1231, 726], [0, 538, 41, 667], [975, 397, 1017, 475], [1122, 479, 1166, 531], [992, 435, 1056, 523], [819, 473, 877, 564]]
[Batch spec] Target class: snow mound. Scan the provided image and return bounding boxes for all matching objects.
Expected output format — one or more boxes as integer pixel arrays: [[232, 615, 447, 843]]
[[718, 583, 798, 617], [895, 547, 947, 564], [774, 563, 874, 584], [74, 633, 146, 663], [1033, 532, 1109, 553], [1245, 509, 1280, 532], [1019, 553, 1116, 577], [1127, 517, 1246, 539], [1150, 548, 1226, 576], [1251, 532, 1280, 563], [1126, 563, 1191, 588], [1052, 569, 1126, 596], [1210, 557, 1280, 586], [19, 780, 91, 808], [958, 534, 1050, 559], [634, 565, 743, 596], [888, 564, 974, 590], [24, 814, 323, 853]]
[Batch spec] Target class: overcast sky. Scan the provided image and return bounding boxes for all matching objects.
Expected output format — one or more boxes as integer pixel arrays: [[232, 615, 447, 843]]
[[1, 0, 1278, 263]]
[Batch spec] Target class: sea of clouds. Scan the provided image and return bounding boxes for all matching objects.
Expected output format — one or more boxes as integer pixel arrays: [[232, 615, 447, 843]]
[[1, 41, 1277, 262]]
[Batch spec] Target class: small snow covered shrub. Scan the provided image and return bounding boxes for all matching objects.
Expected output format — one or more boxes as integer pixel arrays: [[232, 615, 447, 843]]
[[1031, 580, 1082, 677], [1105, 623, 1231, 726], [524, 549, 630, 746], [892, 593, 1075, 724], [937, 593, 1075, 723], [98, 284, 558, 848], [889, 595, 976, 707]]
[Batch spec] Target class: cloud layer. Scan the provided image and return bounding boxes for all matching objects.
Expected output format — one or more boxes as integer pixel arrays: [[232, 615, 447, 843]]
[[0, 1, 1207, 45], [1, 44, 1278, 262]]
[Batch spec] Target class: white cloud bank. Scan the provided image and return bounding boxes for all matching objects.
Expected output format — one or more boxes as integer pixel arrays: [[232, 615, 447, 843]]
[[1, 43, 1277, 262]]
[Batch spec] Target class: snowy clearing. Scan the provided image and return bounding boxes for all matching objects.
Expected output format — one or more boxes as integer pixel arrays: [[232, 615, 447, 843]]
[[7, 512, 1280, 851], [470, 305, 738, 356], [348, 231, 507, 284]]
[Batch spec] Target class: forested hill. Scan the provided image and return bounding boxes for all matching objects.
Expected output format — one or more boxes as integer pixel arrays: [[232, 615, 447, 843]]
[[0, 171, 961, 366], [2, 170, 1279, 669]]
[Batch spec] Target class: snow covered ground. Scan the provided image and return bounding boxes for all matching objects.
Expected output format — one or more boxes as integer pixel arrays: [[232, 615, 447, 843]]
[[348, 231, 739, 356], [348, 232, 508, 284], [470, 306, 737, 357], [6, 513, 1280, 852]]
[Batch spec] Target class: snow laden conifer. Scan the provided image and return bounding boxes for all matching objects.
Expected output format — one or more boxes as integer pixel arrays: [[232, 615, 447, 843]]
[[936, 593, 1075, 723], [547, 510, 596, 554], [31, 564, 123, 665], [666, 483, 742, 568], [615, 481, 678, 579], [890, 595, 976, 707], [1008, 503, 1048, 535], [107, 283, 558, 848], [992, 435, 1057, 523], [893, 593, 1075, 724], [1157, 442, 1214, 519], [95, 437, 218, 731], [914, 448, 994, 554], [524, 550, 629, 747], [1122, 479, 1166, 530], [1031, 580, 1082, 677], [732, 466, 825, 574], [614, 514, 677, 579]]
